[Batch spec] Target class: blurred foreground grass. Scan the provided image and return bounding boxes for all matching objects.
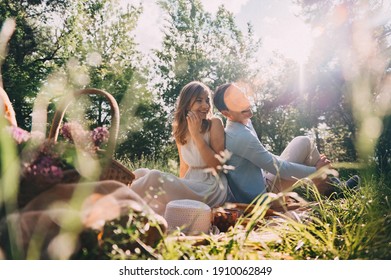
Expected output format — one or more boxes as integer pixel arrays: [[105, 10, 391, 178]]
[[73, 157, 391, 260], [3, 118, 388, 260], [1, 146, 391, 259]]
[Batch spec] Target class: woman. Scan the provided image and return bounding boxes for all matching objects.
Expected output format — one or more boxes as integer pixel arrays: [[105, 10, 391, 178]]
[[130, 81, 228, 216], [1, 86, 17, 127]]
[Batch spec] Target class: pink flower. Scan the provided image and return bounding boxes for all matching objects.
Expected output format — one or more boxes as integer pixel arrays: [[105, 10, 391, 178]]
[[7, 126, 31, 144], [91, 126, 109, 146], [24, 154, 64, 181], [61, 122, 109, 148], [60, 122, 89, 144]]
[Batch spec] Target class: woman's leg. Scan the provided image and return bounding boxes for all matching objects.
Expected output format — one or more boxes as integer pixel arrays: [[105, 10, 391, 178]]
[[133, 168, 150, 180], [130, 170, 201, 216]]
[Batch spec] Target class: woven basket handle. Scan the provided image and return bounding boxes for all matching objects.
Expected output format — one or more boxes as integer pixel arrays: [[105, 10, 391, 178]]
[[48, 88, 120, 161]]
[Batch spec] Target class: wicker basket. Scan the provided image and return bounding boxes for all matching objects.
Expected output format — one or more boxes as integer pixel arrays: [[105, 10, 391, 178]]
[[48, 88, 135, 186], [18, 88, 135, 208]]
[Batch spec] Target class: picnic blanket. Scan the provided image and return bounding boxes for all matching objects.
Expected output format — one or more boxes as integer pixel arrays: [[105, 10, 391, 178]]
[[1, 180, 167, 259]]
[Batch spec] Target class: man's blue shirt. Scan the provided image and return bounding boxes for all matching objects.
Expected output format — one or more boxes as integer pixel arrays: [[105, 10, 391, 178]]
[[225, 120, 316, 203]]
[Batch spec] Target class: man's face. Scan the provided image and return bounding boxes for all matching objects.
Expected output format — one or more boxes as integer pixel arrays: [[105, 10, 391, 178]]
[[223, 84, 253, 124], [225, 106, 253, 124]]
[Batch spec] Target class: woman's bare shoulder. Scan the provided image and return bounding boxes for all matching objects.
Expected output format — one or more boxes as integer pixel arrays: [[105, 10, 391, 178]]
[[210, 116, 224, 126], [209, 117, 224, 135]]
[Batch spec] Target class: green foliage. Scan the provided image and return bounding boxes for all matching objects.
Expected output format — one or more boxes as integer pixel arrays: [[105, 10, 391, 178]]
[[74, 209, 165, 260], [375, 115, 391, 179], [1, 0, 165, 160], [52, 0, 143, 116], [56, 0, 165, 158], [1, 0, 391, 260], [279, 177, 391, 259], [249, 0, 391, 166], [119, 151, 180, 176], [253, 106, 300, 154], [117, 101, 172, 160], [0, 117, 19, 217], [0, 0, 70, 129], [248, 55, 303, 154], [154, 0, 261, 110], [292, 0, 391, 166]]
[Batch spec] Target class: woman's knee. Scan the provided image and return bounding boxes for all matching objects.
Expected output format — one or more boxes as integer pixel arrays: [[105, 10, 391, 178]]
[[133, 168, 150, 179], [140, 170, 167, 186]]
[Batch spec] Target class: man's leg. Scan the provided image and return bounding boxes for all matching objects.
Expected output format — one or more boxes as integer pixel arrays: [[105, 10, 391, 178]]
[[265, 136, 321, 193], [279, 136, 320, 166]]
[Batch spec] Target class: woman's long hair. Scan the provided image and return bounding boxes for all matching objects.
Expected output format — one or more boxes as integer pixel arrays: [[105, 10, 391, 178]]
[[173, 81, 212, 145]]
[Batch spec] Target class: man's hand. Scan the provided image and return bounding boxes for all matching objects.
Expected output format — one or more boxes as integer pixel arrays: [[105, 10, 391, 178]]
[[315, 154, 331, 170]]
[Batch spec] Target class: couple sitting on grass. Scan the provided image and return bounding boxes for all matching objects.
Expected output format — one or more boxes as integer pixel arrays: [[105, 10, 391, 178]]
[[131, 81, 360, 217], [1, 80, 359, 258]]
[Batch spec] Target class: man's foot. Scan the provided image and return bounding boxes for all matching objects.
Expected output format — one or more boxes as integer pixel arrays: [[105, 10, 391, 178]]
[[345, 175, 361, 189], [328, 175, 361, 198]]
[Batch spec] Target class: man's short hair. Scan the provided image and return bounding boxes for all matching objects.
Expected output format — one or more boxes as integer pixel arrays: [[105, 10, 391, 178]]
[[213, 83, 231, 112]]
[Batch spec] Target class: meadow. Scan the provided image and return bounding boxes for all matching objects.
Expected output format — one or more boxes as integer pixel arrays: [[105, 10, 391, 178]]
[[71, 156, 391, 260], [1, 0, 391, 260]]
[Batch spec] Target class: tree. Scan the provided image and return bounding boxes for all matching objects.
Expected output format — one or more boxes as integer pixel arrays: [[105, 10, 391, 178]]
[[49, 0, 174, 161], [149, 0, 261, 158], [292, 0, 391, 165], [2, 0, 164, 160], [153, 0, 261, 111], [246, 53, 303, 154], [54, 0, 145, 136], [0, 0, 70, 129]]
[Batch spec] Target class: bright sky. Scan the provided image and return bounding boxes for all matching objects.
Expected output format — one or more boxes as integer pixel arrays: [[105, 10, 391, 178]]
[[125, 0, 313, 63]]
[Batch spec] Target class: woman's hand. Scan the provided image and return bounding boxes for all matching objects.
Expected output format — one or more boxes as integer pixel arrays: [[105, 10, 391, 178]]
[[186, 111, 202, 140]]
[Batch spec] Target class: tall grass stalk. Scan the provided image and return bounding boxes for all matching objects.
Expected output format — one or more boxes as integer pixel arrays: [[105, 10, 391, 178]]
[[0, 117, 21, 258]]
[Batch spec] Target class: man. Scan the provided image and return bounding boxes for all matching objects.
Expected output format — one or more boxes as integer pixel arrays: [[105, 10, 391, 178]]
[[213, 83, 334, 203]]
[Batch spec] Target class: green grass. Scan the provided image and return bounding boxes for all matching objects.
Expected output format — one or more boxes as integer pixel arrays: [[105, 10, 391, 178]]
[[74, 158, 391, 260], [2, 146, 391, 259], [265, 177, 391, 260], [121, 154, 180, 175]]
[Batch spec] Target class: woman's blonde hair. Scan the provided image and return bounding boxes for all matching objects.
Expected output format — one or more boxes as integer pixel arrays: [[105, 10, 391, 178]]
[[173, 81, 212, 145]]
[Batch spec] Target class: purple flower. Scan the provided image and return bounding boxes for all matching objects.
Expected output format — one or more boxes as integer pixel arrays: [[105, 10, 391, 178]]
[[24, 154, 64, 180], [60, 123, 74, 142], [91, 126, 109, 147], [61, 122, 109, 148], [21, 121, 110, 184], [7, 126, 31, 144], [60, 122, 89, 144]]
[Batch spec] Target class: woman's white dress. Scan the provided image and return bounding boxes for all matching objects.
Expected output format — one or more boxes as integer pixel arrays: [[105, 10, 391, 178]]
[[130, 132, 228, 216]]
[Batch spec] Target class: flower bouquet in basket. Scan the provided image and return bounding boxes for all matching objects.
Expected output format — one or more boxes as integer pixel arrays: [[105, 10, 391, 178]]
[[13, 121, 110, 208], [14, 88, 135, 208]]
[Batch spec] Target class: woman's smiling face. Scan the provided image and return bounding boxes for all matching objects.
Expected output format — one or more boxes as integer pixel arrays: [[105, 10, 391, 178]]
[[188, 91, 211, 119]]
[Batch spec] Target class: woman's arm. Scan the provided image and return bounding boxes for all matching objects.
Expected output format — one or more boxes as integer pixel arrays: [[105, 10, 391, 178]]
[[187, 112, 225, 170], [1, 87, 17, 126], [209, 117, 225, 156], [176, 142, 189, 178]]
